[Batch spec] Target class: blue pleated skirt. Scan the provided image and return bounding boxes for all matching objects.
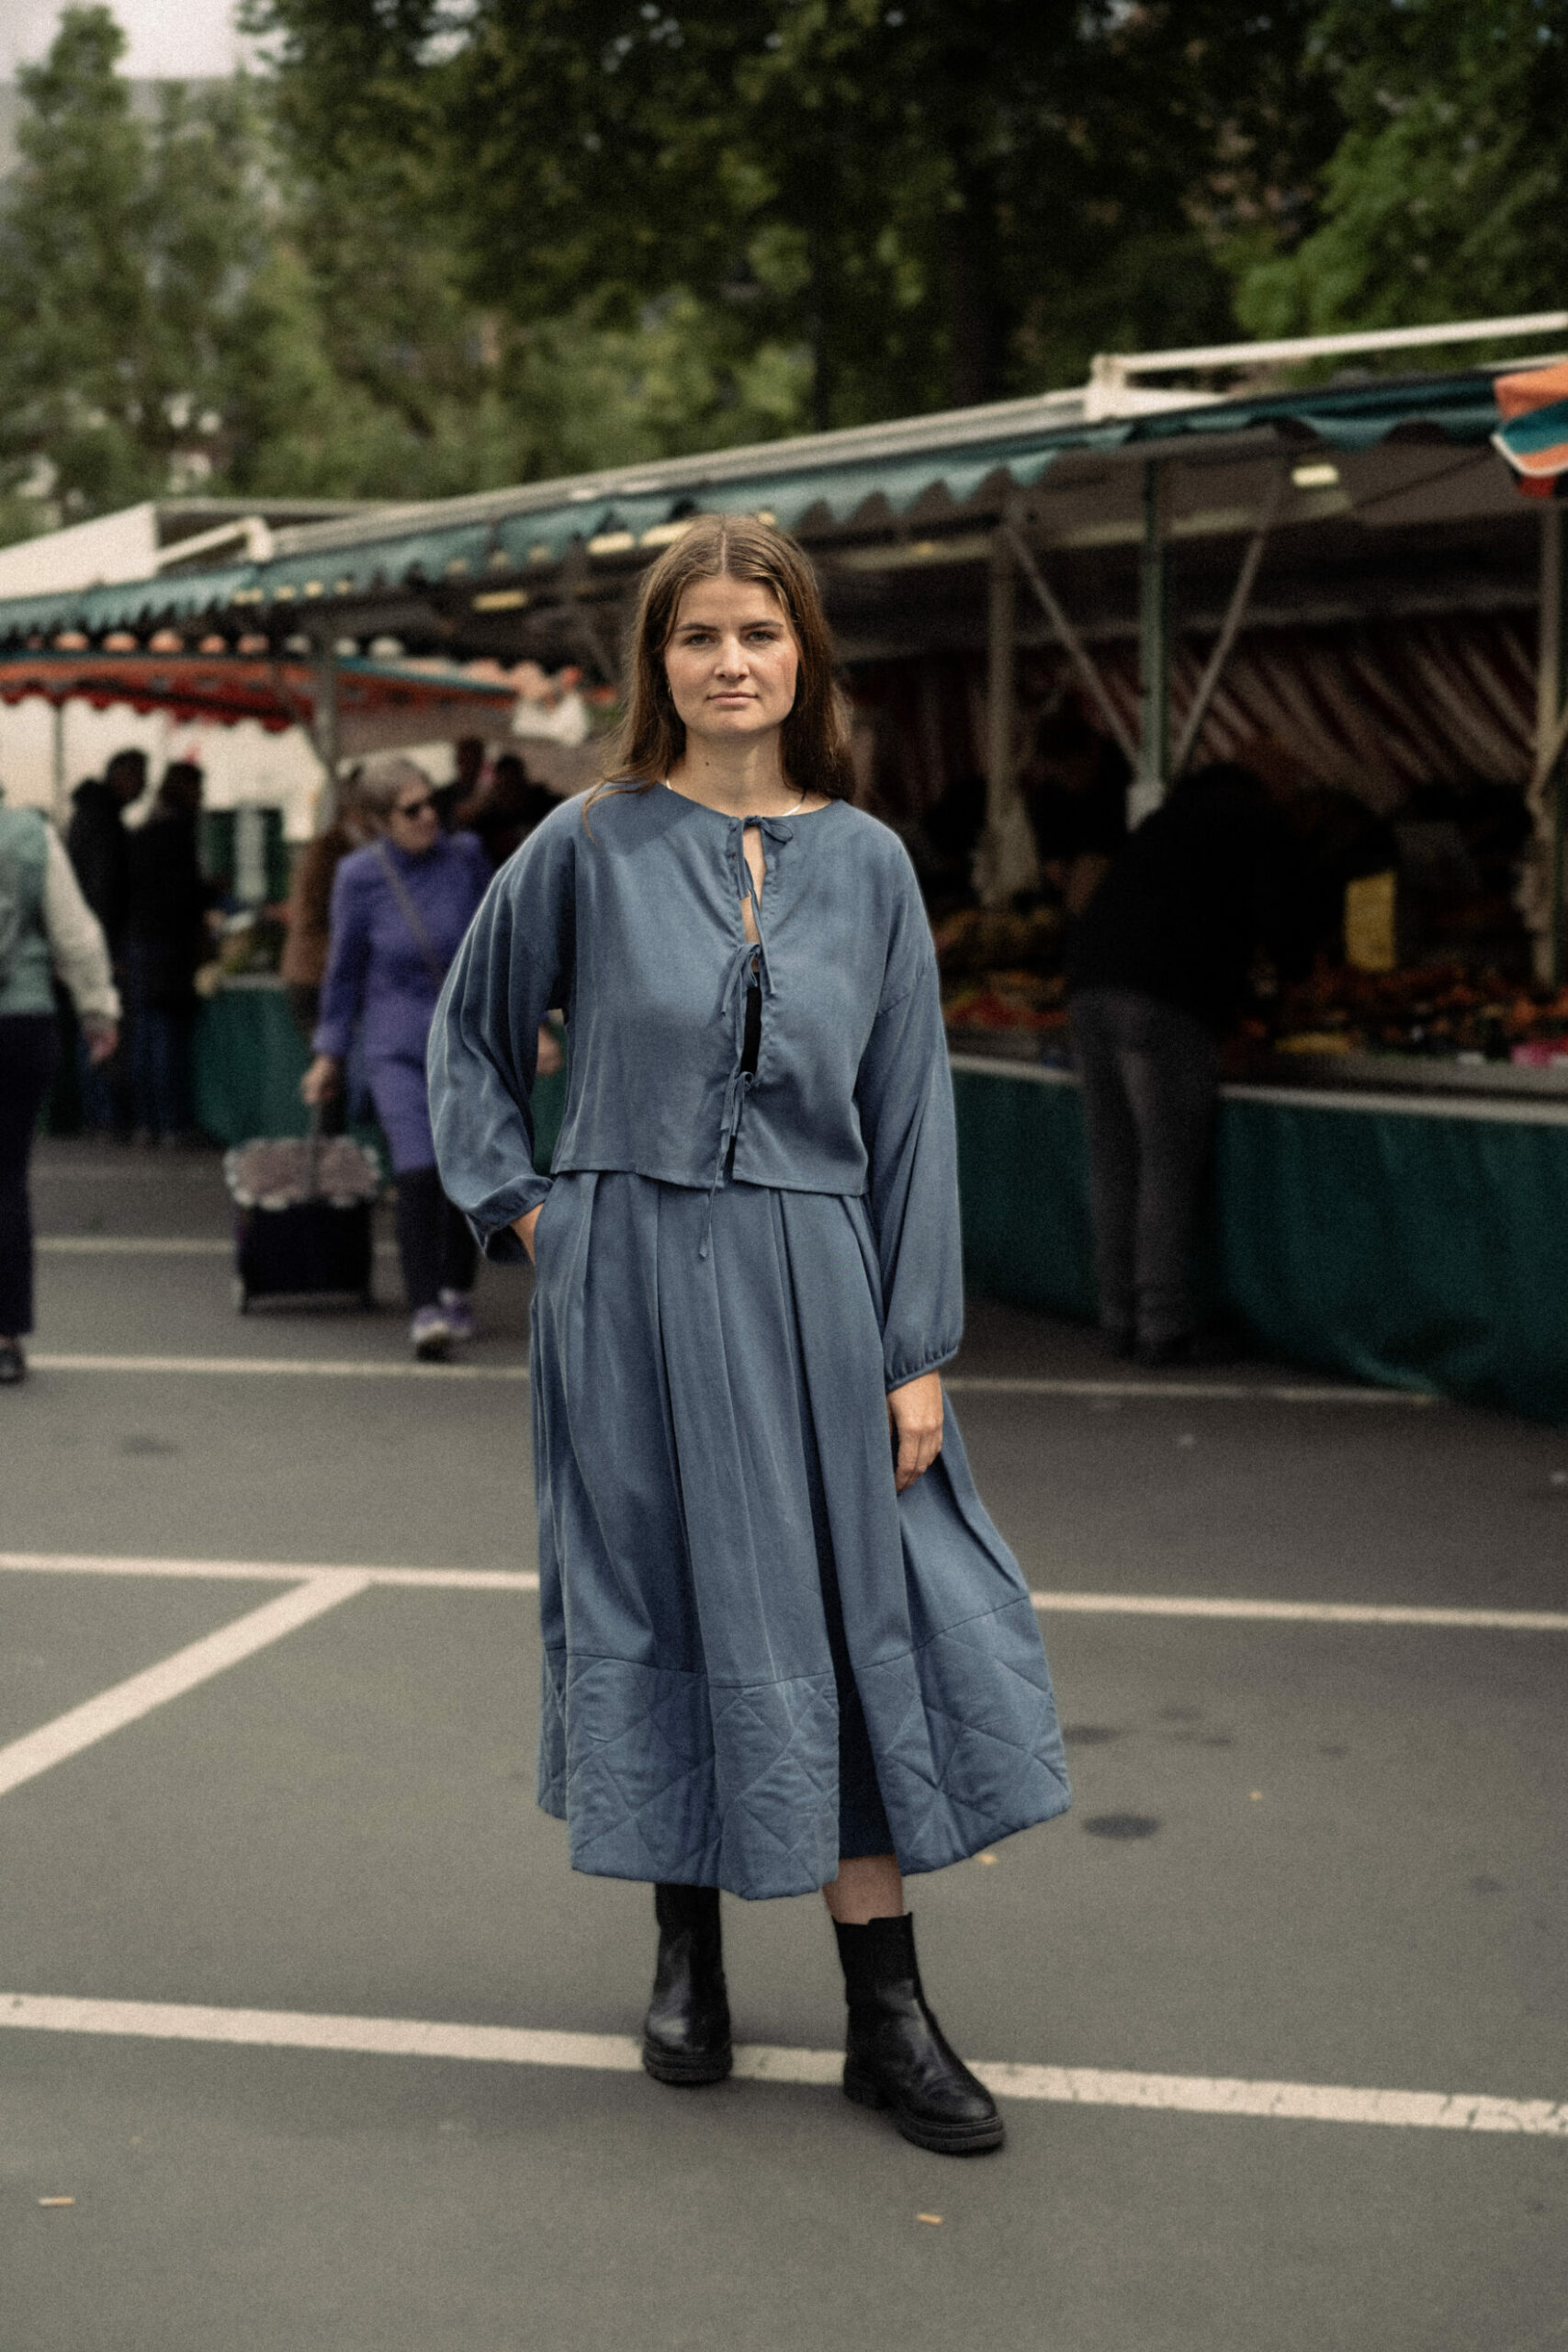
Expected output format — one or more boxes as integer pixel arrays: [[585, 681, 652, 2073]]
[[528, 1171, 1069, 1901]]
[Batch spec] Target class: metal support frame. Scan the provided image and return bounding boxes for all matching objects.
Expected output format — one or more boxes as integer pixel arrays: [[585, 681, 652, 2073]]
[[1534, 503, 1568, 987], [51, 701, 67, 828], [1131, 460, 1168, 826], [309, 650, 342, 829], [1002, 523, 1137, 769], [1170, 469, 1287, 779]]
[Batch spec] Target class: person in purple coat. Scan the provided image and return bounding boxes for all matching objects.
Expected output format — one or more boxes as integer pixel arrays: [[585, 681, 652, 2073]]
[[302, 756, 493, 1359]]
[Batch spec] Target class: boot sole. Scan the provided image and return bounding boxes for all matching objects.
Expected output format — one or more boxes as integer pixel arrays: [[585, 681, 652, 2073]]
[[843, 2061, 1005, 2154], [641, 2040, 733, 2087]]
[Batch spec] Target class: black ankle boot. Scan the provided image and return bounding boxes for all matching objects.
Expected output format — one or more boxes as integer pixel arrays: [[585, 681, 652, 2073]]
[[642, 1883, 732, 2086], [834, 1912, 1003, 2154]]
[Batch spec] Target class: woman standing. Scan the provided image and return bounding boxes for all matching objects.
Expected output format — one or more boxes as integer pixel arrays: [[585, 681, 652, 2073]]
[[0, 793, 119, 1385], [429, 519, 1068, 2154], [302, 757, 492, 1361]]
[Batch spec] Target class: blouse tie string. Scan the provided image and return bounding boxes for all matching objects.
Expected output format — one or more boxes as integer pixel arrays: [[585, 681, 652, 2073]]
[[700, 814, 794, 1261]]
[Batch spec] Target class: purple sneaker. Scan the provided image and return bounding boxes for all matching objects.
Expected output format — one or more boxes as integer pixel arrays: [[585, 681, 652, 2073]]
[[410, 1306, 452, 1362], [438, 1289, 477, 1343]]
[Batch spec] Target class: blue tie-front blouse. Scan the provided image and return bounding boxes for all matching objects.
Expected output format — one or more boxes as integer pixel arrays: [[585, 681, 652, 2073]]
[[427, 782, 964, 1392]]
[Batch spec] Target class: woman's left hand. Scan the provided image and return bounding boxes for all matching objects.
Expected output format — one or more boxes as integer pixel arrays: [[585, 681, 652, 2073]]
[[887, 1371, 943, 1494]]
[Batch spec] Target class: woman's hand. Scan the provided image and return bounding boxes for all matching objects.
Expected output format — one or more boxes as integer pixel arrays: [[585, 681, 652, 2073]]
[[512, 1204, 544, 1262], [300, 1054, 342, 1106], [536, 1024, 564, 1078], [82, 1018, 118, 1067], [887, 1371, 943, 1494]]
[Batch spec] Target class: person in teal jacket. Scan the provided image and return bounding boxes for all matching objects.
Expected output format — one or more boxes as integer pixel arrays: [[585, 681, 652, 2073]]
[[0, 795, 120, 1384], [429, 518, 1068, 2156]]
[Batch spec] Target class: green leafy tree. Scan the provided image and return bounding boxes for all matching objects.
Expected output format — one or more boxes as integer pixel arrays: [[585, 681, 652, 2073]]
[[1235, 0, 1568, 339], [245, 0, 1338, 433], [0, 7, 275, 525]]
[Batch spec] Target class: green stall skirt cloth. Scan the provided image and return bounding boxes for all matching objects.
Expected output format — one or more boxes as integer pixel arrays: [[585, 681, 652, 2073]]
[[950, 1059, 1568, 1425]]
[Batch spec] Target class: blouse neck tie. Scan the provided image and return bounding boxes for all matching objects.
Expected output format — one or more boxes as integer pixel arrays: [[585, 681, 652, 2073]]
[[701, 814, 795, 1258]]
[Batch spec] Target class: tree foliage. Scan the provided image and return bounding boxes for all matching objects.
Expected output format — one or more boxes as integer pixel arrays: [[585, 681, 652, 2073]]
[[0, 8, 273, 518], [12, 2, 1560, 548], [245, 0, 1337, 427], [1235, 0, 1568, 338]]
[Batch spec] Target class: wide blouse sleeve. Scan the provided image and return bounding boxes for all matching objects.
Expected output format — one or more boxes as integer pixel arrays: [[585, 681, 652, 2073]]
[[427, 811, 576, 1261], [854, 868, 963, 1391], [311, 859, 373, 1060]]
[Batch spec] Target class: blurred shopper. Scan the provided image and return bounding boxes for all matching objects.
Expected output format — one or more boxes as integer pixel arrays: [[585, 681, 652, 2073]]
[[1022, 696, 1129, 919], [0, 792, 119, 1385], [280, 771, 373, 1140], [429, 518, 1068, 2154], [122, 762, 209, 1145], [65, 745, 145, 1134], [300, 757, 491, 1360], [432, 735, 488, 832], [1066, 756, 1310, 1365]]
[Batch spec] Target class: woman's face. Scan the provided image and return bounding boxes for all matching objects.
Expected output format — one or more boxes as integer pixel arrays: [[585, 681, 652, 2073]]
[[663, 573, 800, 748], [385, 781, 440, 855]]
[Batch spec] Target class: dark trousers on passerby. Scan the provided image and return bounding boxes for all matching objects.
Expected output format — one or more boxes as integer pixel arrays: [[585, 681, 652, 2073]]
[[128, 1006, 192, 1140], [123, 944, 192, 1141], [76, 1024, 127, 1136], [1069, 986, 1220, 1351], [393, 1166, 478, 1312], [0, 1013, 62, 1338]]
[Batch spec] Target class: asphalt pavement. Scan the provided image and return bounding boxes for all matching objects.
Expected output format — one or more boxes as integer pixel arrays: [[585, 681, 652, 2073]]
[[2, 1137, 1565, 2352]]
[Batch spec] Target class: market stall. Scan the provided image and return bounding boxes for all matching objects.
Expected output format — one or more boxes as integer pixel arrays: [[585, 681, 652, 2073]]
[[4, 646, 521, 1142], [5, 315, 1568, 1412]]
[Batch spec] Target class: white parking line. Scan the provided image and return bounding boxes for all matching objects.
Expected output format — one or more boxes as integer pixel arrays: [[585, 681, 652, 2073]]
[[36, 1238, 400, 1259], [948, 1374, 1435, 1405], [3, 1553, 1564, 1630], [28, 1354, 529, 1380], [0, 1554, 540, 1590], [24, 1352, 1427, 1403], [0, 1574, 371, 1800], [1, 1992, 1561, 2134]]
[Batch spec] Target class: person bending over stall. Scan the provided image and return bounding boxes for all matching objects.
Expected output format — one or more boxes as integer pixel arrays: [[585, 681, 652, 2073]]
[[300, 757, 495, 1361], [427, 517, 1069, 2155]]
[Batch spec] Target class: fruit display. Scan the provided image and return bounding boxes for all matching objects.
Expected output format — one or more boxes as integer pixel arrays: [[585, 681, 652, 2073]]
[[1267, 961, 1568, 1064]]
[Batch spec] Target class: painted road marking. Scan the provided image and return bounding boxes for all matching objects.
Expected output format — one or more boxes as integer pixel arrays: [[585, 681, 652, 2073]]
[[3, 1554, 1565, 1631], [25, 1353, 1427, 1404], [1024, 1589, 1568, 1633], [36, 1238, 400, 1259], [28, 1354, 529, 1381], [0, 1993, 1562, 2134], [0, 1574, 370, 1801], [947, 1375, 1434, 1406], [0, 1554, 541, 1591]]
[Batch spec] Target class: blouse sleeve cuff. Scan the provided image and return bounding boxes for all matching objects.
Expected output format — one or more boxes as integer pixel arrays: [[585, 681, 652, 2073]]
[[885, 1340, 959, 1393], [472, 1175, 553, 1262]]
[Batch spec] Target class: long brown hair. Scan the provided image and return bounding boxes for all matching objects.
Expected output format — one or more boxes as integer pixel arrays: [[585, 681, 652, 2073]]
[[592, 514, 854, 807]]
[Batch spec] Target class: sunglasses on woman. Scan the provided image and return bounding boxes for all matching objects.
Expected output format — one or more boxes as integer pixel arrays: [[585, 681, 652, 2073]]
[[394, 796, 436, 819]]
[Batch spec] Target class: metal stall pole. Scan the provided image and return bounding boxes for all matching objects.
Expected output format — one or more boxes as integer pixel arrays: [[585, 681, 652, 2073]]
[[51, 700, 67, 827], [309, 649, 342, 831], [975, 523, 1038, 906], [1533, 503, 1567, 987], [1130, 458, 1168, 828]]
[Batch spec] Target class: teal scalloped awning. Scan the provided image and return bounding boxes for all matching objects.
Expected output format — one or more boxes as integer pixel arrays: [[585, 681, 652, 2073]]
[[0, 368, 1506, 645]]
